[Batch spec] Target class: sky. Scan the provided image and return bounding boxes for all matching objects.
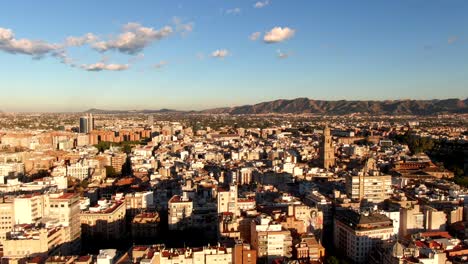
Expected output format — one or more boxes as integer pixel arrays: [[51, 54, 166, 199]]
[[0, 0, 467, 112]]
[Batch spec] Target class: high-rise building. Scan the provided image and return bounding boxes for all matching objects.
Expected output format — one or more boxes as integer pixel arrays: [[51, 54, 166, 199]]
[[79, 114, 94, 134], [320, 125, 335, 169]]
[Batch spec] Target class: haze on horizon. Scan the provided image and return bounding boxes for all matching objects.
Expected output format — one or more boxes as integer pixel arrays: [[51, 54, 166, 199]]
[[1, 0, 468, 112]]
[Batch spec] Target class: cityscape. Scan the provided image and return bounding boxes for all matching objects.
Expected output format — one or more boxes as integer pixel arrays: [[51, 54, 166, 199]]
[[1, 1, 468, 264]]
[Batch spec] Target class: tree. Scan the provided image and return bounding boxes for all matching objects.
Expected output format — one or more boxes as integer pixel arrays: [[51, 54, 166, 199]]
[[94, 141, 111, 152], [105, 166, 118, 177], [122, 143, 132, 154], [121, 157, 133, 176]]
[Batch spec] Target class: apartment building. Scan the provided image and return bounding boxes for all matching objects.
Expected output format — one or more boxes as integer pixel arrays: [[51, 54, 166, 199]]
[[345, 158, 392, 203], [47, 192, 81, 254], [3, 225, 67, 260], [131, 212, 160, 239], [80, 199, 126, 240], [250, 215, 292, 262], [168, 195, 193, 231], [217, 184, 239, 216], [334, 210, 393, 263]]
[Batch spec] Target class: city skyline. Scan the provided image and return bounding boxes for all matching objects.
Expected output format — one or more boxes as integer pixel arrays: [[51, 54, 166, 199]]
[[1, 0, 468, 112]]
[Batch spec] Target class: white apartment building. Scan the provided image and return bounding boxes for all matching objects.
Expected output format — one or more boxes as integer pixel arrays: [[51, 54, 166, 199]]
[[67, 162, 90, 181], [13, 194, 46, 224], [217, 184, 239, 216], [345, 159, 392, 203], [168, 195, 193, 230], [250, 215, 293, 261]]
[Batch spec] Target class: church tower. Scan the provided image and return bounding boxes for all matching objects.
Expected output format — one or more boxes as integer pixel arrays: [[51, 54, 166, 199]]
[[320, 125, 335, 169]]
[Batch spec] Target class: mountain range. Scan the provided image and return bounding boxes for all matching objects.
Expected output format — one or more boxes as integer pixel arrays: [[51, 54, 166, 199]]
[[84, 108, 181, 114], [85, 98, 468, 115]]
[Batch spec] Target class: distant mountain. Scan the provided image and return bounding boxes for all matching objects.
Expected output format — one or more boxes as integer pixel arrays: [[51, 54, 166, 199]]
[[202, 98, 468, 115], [84, 98, 468, 115], [84, 108, 180, 114]]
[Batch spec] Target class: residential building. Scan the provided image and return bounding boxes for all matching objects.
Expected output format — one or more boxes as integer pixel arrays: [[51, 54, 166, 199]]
[[217, 184, 239, 216], [168, 195, 193, 230], [3, 225, 67, 260], [345, 158, 392, 203], [233, 242, 257, 264], [131, 212, 160, 239], [46, 192, 81, 254], [334, 210, 393, 263], [250, 215, 292, 262], [80, 199, 126, 240]]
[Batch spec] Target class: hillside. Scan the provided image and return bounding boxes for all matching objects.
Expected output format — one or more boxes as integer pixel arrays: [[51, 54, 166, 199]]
[[202, 98, 468, 115]]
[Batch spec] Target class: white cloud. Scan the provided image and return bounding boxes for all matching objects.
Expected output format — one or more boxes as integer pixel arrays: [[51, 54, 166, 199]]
[[52, 50, 77, 67], [92, 22, 173, 54], [264, 27, 295, 43], [448, 36, 458, 44], [154, 60, 168, 69], [65, 33, 98, 46], [211, 49, 229, 58], [254, 0, 270, 8], [249, 32, 261, 41], [276, 49, 290, 59], [226, 8, 241, 14], [0, 27, 60, 58], [172, 17, 194, 36], [80, 62, 129, 71]]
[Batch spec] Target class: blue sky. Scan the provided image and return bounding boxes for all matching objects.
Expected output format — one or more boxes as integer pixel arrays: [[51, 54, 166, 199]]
[[0, 0, 467, 112]]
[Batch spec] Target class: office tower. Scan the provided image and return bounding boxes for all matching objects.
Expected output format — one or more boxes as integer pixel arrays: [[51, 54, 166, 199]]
[[320, 125, 335, 169], [79, 114, 94, 134]]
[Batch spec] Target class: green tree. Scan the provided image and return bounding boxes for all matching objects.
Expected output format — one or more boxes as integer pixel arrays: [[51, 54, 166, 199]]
[[122, 143, 132, 154], [121, 157, 133, 176], [94, 141, 111, 152], [105, 166, 118, 177]]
